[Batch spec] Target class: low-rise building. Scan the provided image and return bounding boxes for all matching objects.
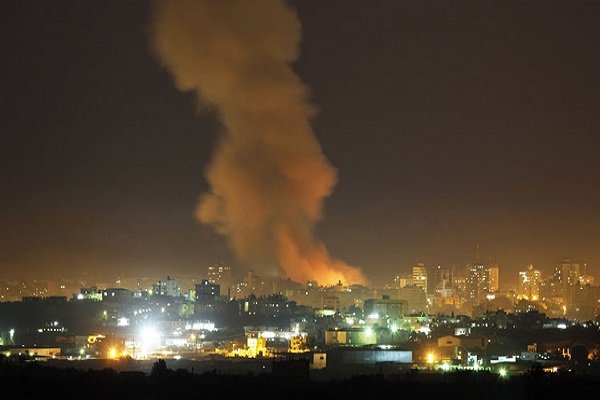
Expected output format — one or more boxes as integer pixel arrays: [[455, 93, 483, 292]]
[[325, 328, 376, 346]]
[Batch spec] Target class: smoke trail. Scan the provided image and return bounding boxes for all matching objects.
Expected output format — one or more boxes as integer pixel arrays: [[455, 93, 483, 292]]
[[151, 0, 365, 285]]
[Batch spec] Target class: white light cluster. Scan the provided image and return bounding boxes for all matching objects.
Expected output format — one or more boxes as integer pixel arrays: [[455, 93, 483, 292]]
[[184, 322, 216, 331]]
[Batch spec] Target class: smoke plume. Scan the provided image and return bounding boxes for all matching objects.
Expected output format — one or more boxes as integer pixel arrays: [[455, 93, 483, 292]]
[[152, 0, 365, 285]]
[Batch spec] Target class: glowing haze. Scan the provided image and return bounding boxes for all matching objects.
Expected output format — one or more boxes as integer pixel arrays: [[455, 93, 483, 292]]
[[151, 0, 365, 285]]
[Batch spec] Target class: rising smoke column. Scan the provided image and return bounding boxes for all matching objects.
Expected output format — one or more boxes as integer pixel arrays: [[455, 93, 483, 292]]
[[152, 0, 365, 285]]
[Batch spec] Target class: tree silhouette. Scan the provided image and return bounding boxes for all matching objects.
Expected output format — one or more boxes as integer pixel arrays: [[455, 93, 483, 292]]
[[150, 359, 168, 378], [571, 345, 589, 366]]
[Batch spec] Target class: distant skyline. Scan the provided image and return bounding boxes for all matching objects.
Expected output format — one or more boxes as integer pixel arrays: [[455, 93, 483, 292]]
[[2, 1, 599, 286], [0, 258, 588, 298]]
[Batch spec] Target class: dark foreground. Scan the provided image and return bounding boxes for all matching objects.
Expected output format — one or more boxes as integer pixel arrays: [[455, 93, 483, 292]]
[[2, 360, 600, 400]]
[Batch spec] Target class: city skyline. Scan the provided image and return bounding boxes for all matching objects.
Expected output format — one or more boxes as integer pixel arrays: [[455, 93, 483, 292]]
[[0, 258, 593, 302], [2, 1, 600, 286]]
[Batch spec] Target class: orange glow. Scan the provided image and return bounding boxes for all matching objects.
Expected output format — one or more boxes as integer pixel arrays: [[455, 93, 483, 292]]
[[426, 352, 436, 364], [107, 347, 118, 359], [276, 224, 366, 285], [153, 0, 365, 286]]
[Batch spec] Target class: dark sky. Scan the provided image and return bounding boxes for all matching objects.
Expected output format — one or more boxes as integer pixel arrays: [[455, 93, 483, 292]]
[[2, 0, 599, 286]]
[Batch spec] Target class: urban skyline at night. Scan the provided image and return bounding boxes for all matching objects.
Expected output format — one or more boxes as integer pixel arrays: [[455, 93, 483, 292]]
[[2, 1, 600, 397]]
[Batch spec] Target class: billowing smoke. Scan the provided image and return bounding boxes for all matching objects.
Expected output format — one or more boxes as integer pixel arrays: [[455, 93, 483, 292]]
[[151, 0, 365, 285]]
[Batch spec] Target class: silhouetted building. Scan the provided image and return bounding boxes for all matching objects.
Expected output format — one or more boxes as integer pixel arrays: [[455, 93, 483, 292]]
[[102, 288, 133, 302], [554, 259, 580, 305], [152, 277, 181, 298], [431, 265, 454, 296], [196, 279, 220, 300], [207, 263, 231, 297], [363, 297, 407, 320]]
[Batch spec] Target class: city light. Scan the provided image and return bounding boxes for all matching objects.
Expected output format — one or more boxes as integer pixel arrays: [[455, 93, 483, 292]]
[[418, 326, 431, 335], [140, 326, 160, 344], [2, 0, 599, 396], [108, 347, 118, 359], [426, 352, 436, 364], [184, 322, 216, 331], [138, 325, 161, 356]]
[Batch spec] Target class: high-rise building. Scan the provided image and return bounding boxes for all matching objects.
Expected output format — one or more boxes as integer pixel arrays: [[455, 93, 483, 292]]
[[411, 263, 428, 294], [554, 259, 580, 288], [488, 265, 499, 293], [392, 274, 412, 289], [518, 265, 541, 301], [207, 263, 232, 295], [466, 263, 500, 303], [554, 259, 581, 305], [453, 275, 466, 297], [431, 265, 454, 295], [195, 279, 220, 300], [153, 277, 181, 297], [466, 263, 490, 304]]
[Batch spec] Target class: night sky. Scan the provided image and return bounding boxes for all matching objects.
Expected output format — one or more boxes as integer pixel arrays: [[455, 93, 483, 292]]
[[2, 1, 600, 286]]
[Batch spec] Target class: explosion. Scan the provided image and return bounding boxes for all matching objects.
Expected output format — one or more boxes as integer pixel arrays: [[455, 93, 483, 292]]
[[152, 0, 365, 285]]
